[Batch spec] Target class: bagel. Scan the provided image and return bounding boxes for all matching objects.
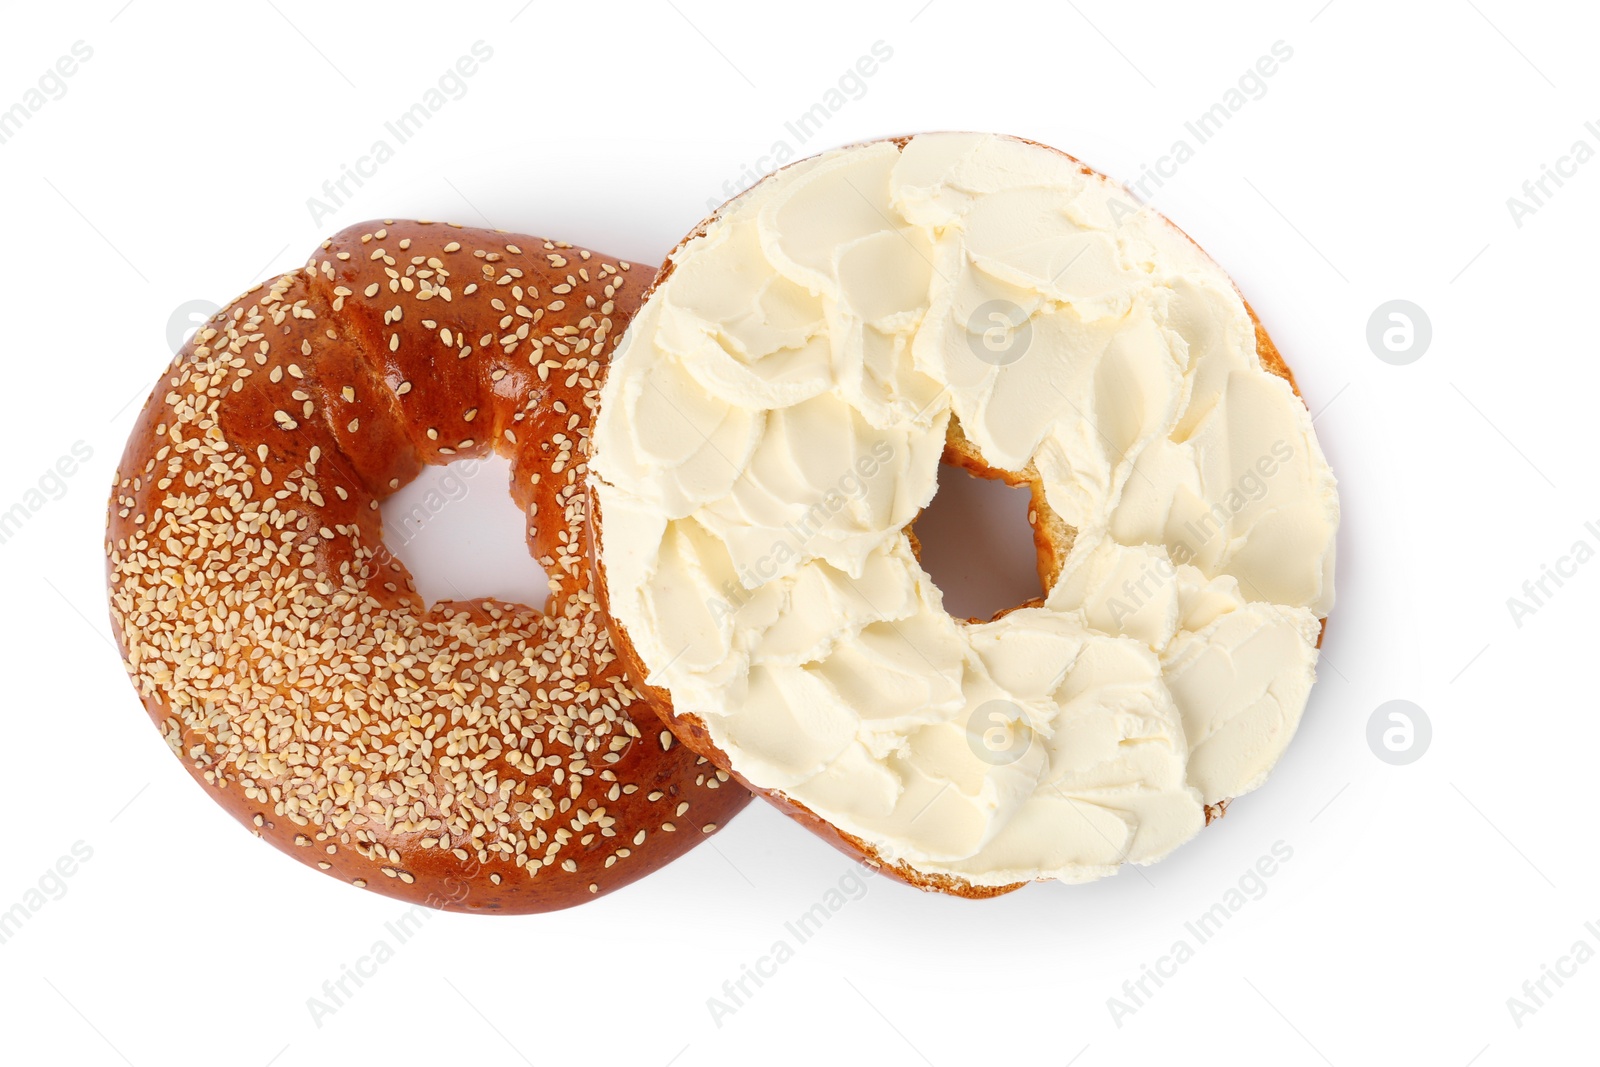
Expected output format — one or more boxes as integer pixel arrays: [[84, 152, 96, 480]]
[[106, 220, 749, 913], [590, 133, 1339, 896]]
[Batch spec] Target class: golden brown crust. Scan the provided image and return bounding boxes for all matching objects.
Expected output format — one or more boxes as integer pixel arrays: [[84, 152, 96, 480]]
[[106, 221, 748, 913], [597, 134, 1330, 898]]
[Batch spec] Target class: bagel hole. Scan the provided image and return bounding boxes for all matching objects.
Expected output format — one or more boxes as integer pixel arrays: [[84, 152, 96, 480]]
[[912, 461, 1045, 622], [379, 454, 549, 610]]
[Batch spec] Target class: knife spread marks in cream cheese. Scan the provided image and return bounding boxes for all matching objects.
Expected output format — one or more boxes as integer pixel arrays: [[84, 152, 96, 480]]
[[591, 133, 1339, 886]]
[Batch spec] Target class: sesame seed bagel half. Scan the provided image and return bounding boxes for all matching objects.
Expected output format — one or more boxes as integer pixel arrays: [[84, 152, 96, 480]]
[[589, 134, 1338, 899], [106, 221, 749, 913]]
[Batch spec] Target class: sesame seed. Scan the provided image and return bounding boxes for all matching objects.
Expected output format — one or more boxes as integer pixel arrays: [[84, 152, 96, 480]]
[[105, 222, 736, 909]]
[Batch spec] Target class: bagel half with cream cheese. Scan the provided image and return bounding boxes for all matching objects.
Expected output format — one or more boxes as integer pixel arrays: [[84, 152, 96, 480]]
[[590, 133, 1338, 897]]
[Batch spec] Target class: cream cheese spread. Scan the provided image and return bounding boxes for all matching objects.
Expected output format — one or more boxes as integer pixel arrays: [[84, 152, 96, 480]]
[[591, 133, 1339, 886]]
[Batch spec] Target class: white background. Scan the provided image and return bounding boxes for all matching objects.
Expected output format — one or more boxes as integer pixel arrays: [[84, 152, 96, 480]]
[[1, 1, 1594, 1063]]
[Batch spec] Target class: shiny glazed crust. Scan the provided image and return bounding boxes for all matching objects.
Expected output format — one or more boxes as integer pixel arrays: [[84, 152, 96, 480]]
[[106, 220, 749, 913]]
